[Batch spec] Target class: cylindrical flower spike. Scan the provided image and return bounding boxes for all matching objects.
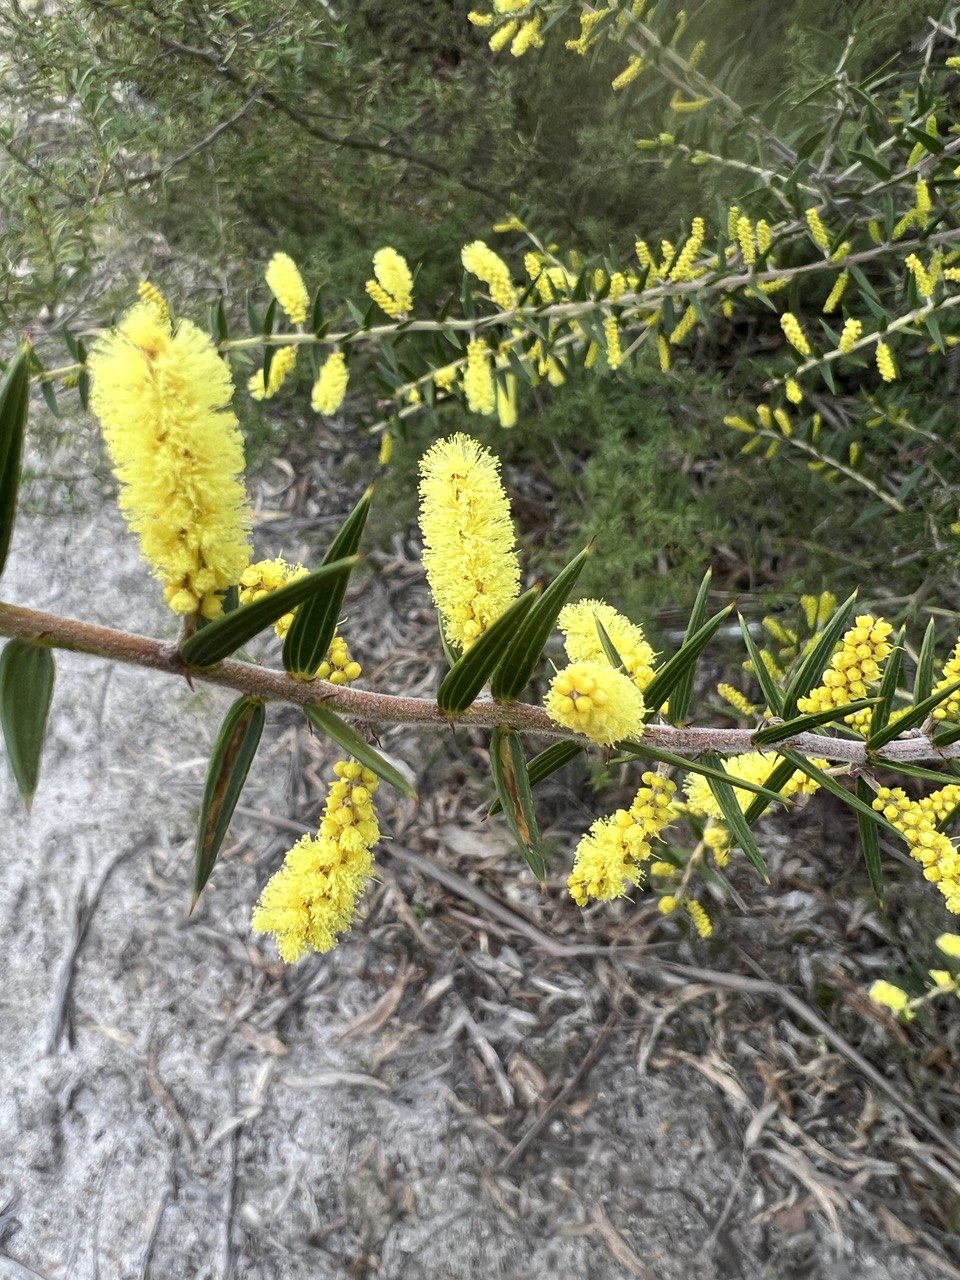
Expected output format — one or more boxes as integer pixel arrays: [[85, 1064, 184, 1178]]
[[265, 252, 310, 325], [311, 351, 349, 415]]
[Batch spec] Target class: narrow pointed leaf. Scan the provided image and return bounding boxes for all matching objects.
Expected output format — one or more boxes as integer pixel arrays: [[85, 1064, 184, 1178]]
[[868, 680, 960, 752], [781, 591, 857, 718], [870, 632, 904, 737], [701, 751, 768, 880], [489, 739, 583, 816], [193, 697, 265, 903], [0, 345, 31, 580], [283, 485, 373, 676], [490, 546, 591, 700], [642, 604, 734, 719], [752, 698, 878, 745], [739, 615, 785, 715], [777, 748, 900, 835], [856, 777, 884, 906], [180, 555, 359, 666], [305, 705, 416, 798], [913, 619, 937, 704], [490, 727, 546, 881], [934, 722, 960, 749], [0, 638, 55, 806], [882, 759, 960, 785], [743, 755, 801, 825], [437, 589, 539, 715], [594, 616, 628, 674], [618, 740, 786, 805], [670, 568, 712, 724]]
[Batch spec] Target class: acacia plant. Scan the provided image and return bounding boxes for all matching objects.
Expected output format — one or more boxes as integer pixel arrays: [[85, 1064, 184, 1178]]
[[6, 1, 960, 1016]]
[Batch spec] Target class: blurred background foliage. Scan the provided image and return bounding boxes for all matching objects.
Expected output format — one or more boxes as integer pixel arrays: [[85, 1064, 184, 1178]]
[[0, 0, 956, 634]]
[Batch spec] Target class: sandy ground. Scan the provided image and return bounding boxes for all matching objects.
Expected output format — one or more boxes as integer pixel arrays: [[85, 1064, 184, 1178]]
[[1, 434, 958, 1279]]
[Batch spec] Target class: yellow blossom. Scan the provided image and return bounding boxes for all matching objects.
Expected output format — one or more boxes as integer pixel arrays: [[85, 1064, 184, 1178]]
[[686, 900, 712, 938], [785, 378, 803, 405], [717, 683, 756, 716], [937, 933, 960, 958], [265, 252, 310, 325], [736, 216, 756, 265], [797, 614, 893, 717], [932, 638, 960, 720], [657, 333, 671, 371], [604, 315, 622, 369], [876, 341, 897, 382], [684, 751, 824, 821], [868, 980, 911, 1014], [873, 786, 960, 915], [496, 371, 518, 428], [462, 240, 517, 310], [248, 345, 298, 400], [88, 301, 251, 618], [670, 305, 698, 345], [823, 271, 849, 313], [252, 761, 380, 961], [418, 434, 520, 649], [670, 217, 705, 281], [311, 351, 349, 415], [239, 556, 308, 638], [365, 246, 414, 317], [137, 281, 169, 322], [805, 208, 831, 253], [464, 339, 496, 414], [558, 599, 656, 691], [838, 317, 862, 354], [511, 13, 543, 55], [568, 772, 676, 905], [780, 312, 811, 357], [612, 55, 644, 90], [545, 660, 646, 746], [659, 895, 678, 915]]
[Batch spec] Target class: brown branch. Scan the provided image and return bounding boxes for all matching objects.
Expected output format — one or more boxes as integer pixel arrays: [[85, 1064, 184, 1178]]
[[1, 599, 959, 768]]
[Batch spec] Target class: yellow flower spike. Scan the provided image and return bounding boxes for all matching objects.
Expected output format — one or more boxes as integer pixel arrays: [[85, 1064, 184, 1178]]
[[545, 660, 646, 746], [464, 339, 497, 414], [670, 217, 705, 281], [937, 933, 960, 958], [612, 55, 644, 90], [88, 301, 252, 619], [657, 333, 671, 372], [871, 788, 960, 915], [736, 215, 756, 265], [418, 434, 520, 650], [876, 341, 897, 382], [462, 240, 517, 311], [684, 751, 826, 820], [265, 252, 310, 325], [468, 10, 494, 25], [669, 305, 698, 345], [838, 317, 863, 354], [785, 378, 803, 405], [239, 557, 308, 638], [933, 641, 960, 721], [567, 773, 676, 906], [137, 280, 169, 322], [823, 271, 849, 314], [805, 208, 831, 253], [780, 312, 812, 357], [248, 345, 298, 400], [868, 980, 912, 1015], [604, 315, 622, 370], [717, 683, 756, 716], [659, 895, 678, 915], [251, 760, 380, 962], [755, 219, 773, 255], [511, 13, 543, 56], [686, 900, 713, 938], [930, 969, 954, 987], [311, 351, 349, 415], [490, 18, 519, 53], [365, 246, 414, 317], [559, 599, 657, 691], [798, 614, 893, 717]]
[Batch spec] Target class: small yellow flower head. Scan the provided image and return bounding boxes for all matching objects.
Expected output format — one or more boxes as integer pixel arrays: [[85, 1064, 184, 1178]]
[[467, 9, 494, 25], [365, 247, 414, 318], [798, 615, 893, 715], [545, 661, 646, 746], [462, 240, 517, 311], [805, 207, 831, 253], [612, 55, 644, 90], [686, 900, 713, 938], [670, 305, 698, 345], [511, 13, 543, 56], [464, 339, 497, 414], [650, 860, 675, 876], [239, 556, 308, 638], [932, 639, 960, 721], [838, 318, 863, 355], [89, 301, 251, 618], [755, 219, 773, 255], [823, 271, 849, 314], [137, 281, 169, 322], [659, 895, 678, 915], [876, 341, 897, 383], [317, 633, 362, 685], [937, 932, 960, 958], [717, 683, 756, 717], [378, 432, 394, 467], [567, 812, 650, 906], [311, 351, 349, 415], [736, 216, 756, 266], [930, 969, 954, 988], [418, 434, 520, 649], [248, 345, 298, 400], [868, 980, 911, 1014], [872, 786, 960, 915], [670, 217, 706, 282], [265, 252, 310, 325], [251, 761, 380, 962], [608, 272, 628, 303], [684, 751, 823, 820], [558, 599, 656, 691], [785, 378, 803, 405], [780, 312, 812, 357]]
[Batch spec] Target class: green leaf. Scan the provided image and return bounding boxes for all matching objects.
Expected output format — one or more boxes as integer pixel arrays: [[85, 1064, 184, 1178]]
[[618, 740, 786, 805], [879, 759, 960, 785], [914, 619, 937, 704], [642, 604, 734, 720], [490, 727, 546, 881], [594, 616, 628, 674], [934, 722, 960, 749], [193, 697, 265, 905], [179, 556, 360, 667], [777, 749, 900, 835], [781, 591, 857, 718], [490, 546, 591, 700], [437, 588, 539, 715], [701, 751, 769, 881], [742, 756, 801, 825], [870, 633, 905, 738], [0, 638, 55, 807], [304, 705, 416, 798], [0, 345, 31, 580], [751, 698, 878, 745], [868, 680, 960, 752], [856, 777, 884, 906], [739, 615, 784, 715], [670, 568, 712, 724], [283, 485, 373, 677], [489, 739, 583, 816]]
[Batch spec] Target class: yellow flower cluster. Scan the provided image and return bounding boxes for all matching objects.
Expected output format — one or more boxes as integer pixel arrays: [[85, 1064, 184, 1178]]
[[612, 55, 644, 90], [780, 312, 812, 357], [869, 980, 911, 1014], [248, 345, 298, 400], [265, 252, 310, 325], [876, 341, 897, 382], [464, 339, 496, 414], [716, 683, 756, 717], [823, 271, 849, 313], [558, 599, 656, 691], [685, 899, 713, 938], [872, 785, 960, 914], [838, 317, 863, 354], [933, 638, 960, 720], [252, 761, 380, 961], [684, 751, 823, 821], [418, 434, 520, 649], [311, 351, 349, 415], [545, 660, 646, 746], [239, 556, 308, 637], [796, 615, 893, 715], [805, 208, 831, 253], [462, 240, 517, 310], [365, 247, 414, 317], [604, 316, 622, 369], [670, 217, 706, 282], [568, 772, 676, 905], [509, 12, 543, 56], [88, 301, 251, 618]]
